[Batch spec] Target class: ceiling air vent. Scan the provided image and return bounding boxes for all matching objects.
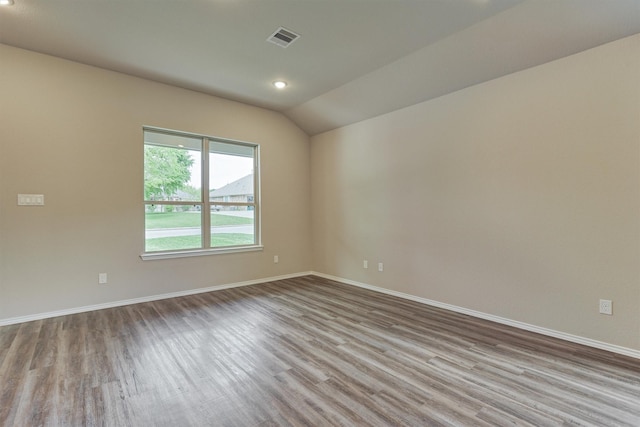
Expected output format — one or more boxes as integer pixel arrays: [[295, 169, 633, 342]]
[[267, 27, 300, 48]]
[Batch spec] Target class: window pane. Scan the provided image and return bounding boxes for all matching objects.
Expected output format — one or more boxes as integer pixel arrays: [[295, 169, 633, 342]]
[[210, 206, 255, 247], [144, 130, 201, 202], [209, 143, 254, 202], [209, 140, 254, 157], [145, 204, 202, 252], [144, 130, 201, 150]]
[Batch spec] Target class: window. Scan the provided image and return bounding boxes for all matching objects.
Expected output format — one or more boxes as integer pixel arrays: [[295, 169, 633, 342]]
[[142, 127, 260, 259]]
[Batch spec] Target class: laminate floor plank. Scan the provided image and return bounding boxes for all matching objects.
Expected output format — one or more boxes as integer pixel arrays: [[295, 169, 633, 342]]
[[1, 275, 639, 426]]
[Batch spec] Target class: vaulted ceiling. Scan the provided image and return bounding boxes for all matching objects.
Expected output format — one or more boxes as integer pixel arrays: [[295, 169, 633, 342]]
[[1, 0, 639, 135]]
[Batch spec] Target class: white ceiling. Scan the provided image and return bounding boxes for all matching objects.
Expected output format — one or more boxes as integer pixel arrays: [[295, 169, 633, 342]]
[[1, 0, 639, 135]]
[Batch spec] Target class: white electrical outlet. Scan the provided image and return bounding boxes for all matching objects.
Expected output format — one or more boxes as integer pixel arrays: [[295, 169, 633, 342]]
[[599, 299, 612, 315], [363, 260, 368, 269], [274, 255, 279, 264], [98, 273, 108, 284], [378, 262, 384, 272]]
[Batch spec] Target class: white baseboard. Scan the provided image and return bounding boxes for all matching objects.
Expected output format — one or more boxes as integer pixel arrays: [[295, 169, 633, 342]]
[[311, 272, 640, 360], [0, 271, 313, 327]]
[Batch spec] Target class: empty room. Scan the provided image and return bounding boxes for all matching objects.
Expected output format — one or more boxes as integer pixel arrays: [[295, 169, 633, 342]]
[[1, 0, 639, 425]]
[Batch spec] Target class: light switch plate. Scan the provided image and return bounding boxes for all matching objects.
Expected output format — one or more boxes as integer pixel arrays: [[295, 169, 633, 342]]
[[18, 194, 44, 206]]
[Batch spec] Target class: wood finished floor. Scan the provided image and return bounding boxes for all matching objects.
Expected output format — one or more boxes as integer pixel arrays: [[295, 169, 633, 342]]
[[1, 276, 639, 426]]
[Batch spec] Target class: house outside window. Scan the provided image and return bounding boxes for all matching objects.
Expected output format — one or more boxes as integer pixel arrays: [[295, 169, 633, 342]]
[[142, 127, 260, 259]]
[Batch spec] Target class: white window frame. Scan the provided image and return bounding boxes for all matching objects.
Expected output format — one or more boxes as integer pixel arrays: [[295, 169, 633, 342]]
[[141, 127, 262, 260]]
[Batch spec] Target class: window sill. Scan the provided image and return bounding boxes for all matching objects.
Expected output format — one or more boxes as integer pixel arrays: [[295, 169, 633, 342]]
[[140, 245, 264, 261]]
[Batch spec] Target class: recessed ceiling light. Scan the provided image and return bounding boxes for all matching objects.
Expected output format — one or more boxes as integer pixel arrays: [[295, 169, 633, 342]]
[[273, 81, 287, 89], [0, 0, 15, 5]]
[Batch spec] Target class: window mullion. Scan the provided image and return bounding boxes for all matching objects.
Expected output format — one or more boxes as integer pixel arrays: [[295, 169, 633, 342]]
[[202, 138, 211, 248]]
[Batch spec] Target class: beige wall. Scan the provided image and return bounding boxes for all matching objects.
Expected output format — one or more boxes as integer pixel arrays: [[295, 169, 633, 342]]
[[0, 44, 311, 320], [311, 34, 640, 351]]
